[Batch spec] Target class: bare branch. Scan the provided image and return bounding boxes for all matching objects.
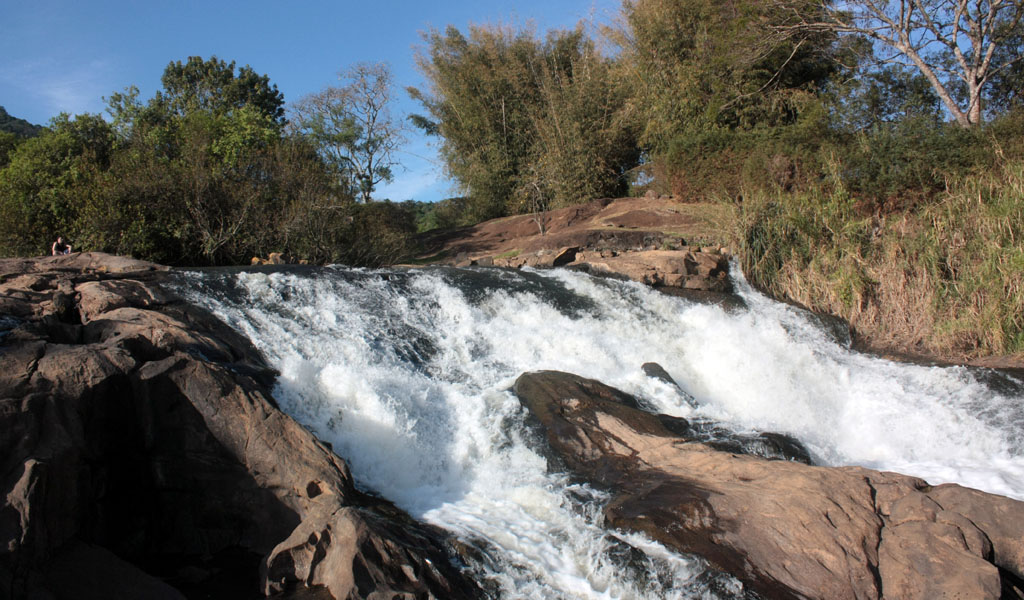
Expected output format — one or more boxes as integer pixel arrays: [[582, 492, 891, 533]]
[[787, 0, 1024, 126]]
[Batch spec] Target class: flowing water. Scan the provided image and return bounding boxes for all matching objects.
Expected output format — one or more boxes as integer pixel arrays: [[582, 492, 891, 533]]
[[171, 264, 1024, 599]]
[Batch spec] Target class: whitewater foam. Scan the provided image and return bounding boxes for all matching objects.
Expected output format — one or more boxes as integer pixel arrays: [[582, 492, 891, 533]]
[[173, 264, 1024, 598]]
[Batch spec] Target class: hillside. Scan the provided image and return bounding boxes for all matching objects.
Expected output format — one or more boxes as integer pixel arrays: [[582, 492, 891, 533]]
[[0, 106, 44, 137]]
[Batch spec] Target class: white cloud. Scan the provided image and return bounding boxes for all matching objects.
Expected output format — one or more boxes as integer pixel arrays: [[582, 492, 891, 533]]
[[0, 57, 116, 122]]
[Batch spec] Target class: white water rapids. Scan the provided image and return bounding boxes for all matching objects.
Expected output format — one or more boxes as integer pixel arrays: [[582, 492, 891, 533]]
[[173, 264, 1024, 599]]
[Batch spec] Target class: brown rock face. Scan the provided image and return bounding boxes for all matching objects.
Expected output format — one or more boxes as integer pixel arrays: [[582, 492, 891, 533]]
[[0, 254, 480, 599], [575, 249, 731, 292], [514, 370, 1024, 600]]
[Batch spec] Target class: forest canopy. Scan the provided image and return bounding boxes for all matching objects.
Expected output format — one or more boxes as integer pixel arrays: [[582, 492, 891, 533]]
[[2, 0, 1023, 266]]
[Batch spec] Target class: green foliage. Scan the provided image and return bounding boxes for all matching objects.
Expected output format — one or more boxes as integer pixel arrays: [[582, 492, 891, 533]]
[[156, 56, 286, 125], [291, 62, 405, 203], [412, 23, 637, 221], [0, 54, 422, 267], [832, 65, 943, 131], [411, 196, 475, 231], [85, 57, 292, 264], [339, 201, 418, 266], [614, 0, 840, 198], [0, 131, 22, 169], [839, 119, 988, 208], [0, 113, 113, 256]]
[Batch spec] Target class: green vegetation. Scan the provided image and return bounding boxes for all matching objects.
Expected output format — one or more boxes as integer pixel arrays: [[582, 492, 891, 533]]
[[2, 1, 1023, 357], [740, 142, 1024, 359], [0, 57, 417, 266], [0, 106, 44, 138], [291, 62, 405, 204], [409, 24, 638, 223]]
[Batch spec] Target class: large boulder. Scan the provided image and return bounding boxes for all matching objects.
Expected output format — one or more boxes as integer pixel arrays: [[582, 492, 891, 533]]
[[514, 370, 1024, 600], [571, 249, 731, 292], [0, 254, 480, 599]]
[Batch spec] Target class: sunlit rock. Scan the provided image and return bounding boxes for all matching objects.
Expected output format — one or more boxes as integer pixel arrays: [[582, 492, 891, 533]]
[[514, 369, 1024, 600]]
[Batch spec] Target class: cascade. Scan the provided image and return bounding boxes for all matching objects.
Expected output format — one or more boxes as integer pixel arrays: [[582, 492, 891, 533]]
[[172, 265, 1024, 599]]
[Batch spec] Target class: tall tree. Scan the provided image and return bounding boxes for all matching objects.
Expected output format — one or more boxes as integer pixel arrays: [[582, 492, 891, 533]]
[[410, 24, 637, 221], [611, 0, 839, 196], [101, 56, 286, 264], [614, 0, 838, 141], [786, 0, 1024, 126], [291, 62, 405, 203], [157, 56, 286, 125], [0, 114, 113, 256]]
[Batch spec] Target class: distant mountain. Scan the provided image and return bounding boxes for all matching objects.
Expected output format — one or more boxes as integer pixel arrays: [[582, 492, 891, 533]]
[[0, 106, 44, 137]]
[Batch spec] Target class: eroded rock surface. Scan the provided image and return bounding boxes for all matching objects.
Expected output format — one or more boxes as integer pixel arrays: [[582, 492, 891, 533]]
[[514, 370, 1024, 600], [0, 253, 480, 600], [473, 247, 731, 292]]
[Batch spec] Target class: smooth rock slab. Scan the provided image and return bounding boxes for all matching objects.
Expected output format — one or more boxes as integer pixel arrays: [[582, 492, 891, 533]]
[[1, 253, 481, 600], [514, 370, 1024, 600]]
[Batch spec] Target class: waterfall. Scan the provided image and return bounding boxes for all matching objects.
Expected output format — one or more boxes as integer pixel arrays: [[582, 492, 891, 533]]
[[172, 264, 1024, 599]]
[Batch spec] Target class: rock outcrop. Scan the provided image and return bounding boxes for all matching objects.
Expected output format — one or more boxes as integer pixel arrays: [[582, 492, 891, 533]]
[[434, 196, 735, 292], [1, 253, 480, 599], [514, 370, 1024, 600], [466, 247, 732, 292], [570, 248, 731, 292]]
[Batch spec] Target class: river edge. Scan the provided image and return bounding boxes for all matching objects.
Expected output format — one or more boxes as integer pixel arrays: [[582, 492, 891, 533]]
[[407, 195, 1024, 375], [0, 253, 483, 600], [4, 253, 1024, 600]]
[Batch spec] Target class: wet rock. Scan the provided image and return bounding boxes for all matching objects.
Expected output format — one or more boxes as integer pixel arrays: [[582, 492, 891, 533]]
[[513, 370, 1024, 600], [0, 253, 482, 600], [552, 246, 578, 267], [640, 362, 699, 409], [640, 362, 680, 389]]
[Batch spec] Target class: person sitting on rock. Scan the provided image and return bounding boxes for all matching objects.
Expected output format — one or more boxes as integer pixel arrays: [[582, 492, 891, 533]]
[[51, 236, 72, 255]]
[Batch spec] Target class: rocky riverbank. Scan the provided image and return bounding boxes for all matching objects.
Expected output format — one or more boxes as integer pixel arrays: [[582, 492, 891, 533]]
[[5, 253, 1024, 600], [420, 196, 735, 293], [514, 370, 1024, 600], [0, 253, 481, 599]]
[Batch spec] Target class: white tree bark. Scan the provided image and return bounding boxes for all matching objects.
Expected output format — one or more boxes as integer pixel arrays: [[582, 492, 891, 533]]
[[782, 0, 1024, 126]]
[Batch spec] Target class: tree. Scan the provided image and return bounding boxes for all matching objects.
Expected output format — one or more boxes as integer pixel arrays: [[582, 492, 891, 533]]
[[157, 56, 286, 125], [0, 114, 113, 256], [836, 63, 944, 131], [0, 131, 20, 169], [291, 62, 405, 203], [787, 0, 1024, 126], [101, 56, 288, 264], [410, 24, 637, 221], [611, 0, 840, 196]]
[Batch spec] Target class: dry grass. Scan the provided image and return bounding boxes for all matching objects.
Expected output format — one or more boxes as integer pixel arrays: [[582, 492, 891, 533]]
[[739, 162, 1024, 360]]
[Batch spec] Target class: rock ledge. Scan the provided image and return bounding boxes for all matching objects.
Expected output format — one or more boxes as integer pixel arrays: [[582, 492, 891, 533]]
[[1, 253, 480, 599], [514, 370, 1024, 600]]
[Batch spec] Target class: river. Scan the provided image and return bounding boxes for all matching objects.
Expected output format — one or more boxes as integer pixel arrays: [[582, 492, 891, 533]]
[[171, 264, 1024, 599]]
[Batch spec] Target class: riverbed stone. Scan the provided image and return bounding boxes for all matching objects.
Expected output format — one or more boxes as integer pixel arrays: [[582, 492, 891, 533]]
[[513, 369, 1024, 600], [0, 253, 482, 600]]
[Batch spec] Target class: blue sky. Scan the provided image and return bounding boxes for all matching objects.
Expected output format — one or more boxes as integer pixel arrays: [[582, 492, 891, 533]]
[[1, 0, 621, 202]]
